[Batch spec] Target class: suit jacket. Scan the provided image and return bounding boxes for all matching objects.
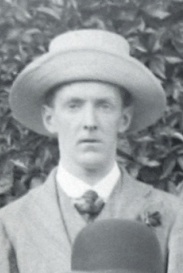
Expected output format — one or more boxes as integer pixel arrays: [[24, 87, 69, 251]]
[[0, 167, 183, 273]]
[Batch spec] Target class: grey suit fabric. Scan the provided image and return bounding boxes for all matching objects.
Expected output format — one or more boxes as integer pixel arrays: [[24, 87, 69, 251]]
[[0, 167, 183, 273]]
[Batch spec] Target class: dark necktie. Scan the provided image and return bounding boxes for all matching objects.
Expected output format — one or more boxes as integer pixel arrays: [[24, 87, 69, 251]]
[[74, 190, 105, 222]]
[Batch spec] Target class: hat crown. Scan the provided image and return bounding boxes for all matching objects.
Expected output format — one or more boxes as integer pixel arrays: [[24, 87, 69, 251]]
[[49, 29, 130, 57], [72, 219, 163, 273]]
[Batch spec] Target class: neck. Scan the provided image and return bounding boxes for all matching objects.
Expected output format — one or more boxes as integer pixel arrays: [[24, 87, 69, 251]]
[[60, 161, 115, 186]]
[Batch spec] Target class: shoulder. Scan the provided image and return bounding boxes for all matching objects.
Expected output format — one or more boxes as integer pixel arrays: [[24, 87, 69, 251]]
[[123, 167, 179, 201], [0, 168, 56, 229], [126, 168, 180, 204], [134, 180, 183, 229], [138, 179, 181, 210], [122, 168, 182, 217], [0, 183, 44, 223], [123, 175, 183, 233]]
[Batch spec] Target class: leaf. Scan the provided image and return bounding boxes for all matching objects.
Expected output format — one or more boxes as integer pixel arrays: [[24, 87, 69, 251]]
[[143, 3, 170, 20], [21, 33, 33, 43], [145, 160, 161, 167], [30, 176, 44, 189], [177, 156, 183, 170], [14, 6, 31, 23], [177, 148, 183, 155], [176, 181, 183, 198], [165, 56, 183, 64], [50, 0, 64, 6], [10, 159, 28, 170], [161, 156, 176, 179], [24, 28, 41, 36], [171, 132, 183, 142], [0, 164, 13, 194], [117, 9, 137, 21], [37, 6, 61, 21], [128, 37, 147, 53], [83, 16, 106, 29], [149, 57, 166, 79], [6, 29, 22, 41], [137, 156, 160, 167], [126, 162, 141, 178], [171, 22, 183, 56], [149, 10, 170, 20], [135, 136, 154, 143], [167, 181, 178, 195], [144, 28, 156, 34], [148, 34, 162, 52], [133, 44, 147, 53]]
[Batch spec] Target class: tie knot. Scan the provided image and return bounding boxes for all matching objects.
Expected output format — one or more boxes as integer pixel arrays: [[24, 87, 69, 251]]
[[82, 190, 99, 202], [74, 190, 104, 221]]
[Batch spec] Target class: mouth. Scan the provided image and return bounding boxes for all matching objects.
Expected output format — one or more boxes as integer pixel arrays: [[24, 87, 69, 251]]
[[79, 139, 101, 144]]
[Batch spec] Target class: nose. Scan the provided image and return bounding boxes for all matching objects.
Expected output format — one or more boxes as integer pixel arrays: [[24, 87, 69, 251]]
[[83, 105, 97, 131]]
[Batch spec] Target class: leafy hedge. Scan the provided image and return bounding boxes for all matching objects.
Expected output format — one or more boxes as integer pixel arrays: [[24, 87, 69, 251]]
[[1, 0, 183, 207]]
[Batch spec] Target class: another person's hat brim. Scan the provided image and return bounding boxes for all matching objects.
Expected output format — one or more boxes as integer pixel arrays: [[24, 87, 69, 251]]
[[9, 34, 166, 136]]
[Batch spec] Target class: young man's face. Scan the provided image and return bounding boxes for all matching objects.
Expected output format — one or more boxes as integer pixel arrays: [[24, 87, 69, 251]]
[[42, 81, 132, 172]]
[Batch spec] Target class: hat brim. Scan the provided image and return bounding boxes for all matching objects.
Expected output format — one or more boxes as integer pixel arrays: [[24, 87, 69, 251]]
[[69, 270, 150, 273], [10, 50, 166, 136]]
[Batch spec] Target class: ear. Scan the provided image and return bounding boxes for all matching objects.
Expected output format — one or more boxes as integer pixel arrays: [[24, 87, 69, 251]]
[[41, 105, 57, 134], [118, 106, 133, 134]]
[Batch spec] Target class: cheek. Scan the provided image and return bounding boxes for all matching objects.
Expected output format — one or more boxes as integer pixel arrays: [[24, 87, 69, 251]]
[[55, 117, 79, 140], [102, 121, 121, 143], [103, 115, 122, 131]]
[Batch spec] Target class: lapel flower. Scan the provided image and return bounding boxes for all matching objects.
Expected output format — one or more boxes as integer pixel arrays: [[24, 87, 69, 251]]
[[137, 211, 162, 227]]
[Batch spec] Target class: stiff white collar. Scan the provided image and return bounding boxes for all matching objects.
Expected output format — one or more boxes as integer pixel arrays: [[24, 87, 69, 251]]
[[56, 162, 120, 201]]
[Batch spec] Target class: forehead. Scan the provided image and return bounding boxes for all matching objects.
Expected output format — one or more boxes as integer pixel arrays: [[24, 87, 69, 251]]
[[54, 81, 122, 101]]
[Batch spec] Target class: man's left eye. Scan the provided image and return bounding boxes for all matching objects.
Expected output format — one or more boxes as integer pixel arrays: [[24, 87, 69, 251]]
[[100, 103, 112, 110], [69, 104, 77, 108]]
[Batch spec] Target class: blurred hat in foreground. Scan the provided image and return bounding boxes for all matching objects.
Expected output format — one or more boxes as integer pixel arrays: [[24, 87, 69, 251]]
[[71, 219, 164, 273], [9, 29, 166, 136]]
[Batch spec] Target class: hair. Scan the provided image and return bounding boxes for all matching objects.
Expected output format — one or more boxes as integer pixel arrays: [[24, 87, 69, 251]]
[[43, 81, 133, 108], [119, 86, 133, 107]]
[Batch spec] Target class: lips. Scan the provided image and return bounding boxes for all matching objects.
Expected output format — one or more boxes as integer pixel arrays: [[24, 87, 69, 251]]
[[79, 139, 100, 144]]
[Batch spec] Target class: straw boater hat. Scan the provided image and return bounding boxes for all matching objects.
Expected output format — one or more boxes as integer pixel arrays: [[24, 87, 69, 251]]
[[9, 29, 166, 136], [71, 219, 163, 273]]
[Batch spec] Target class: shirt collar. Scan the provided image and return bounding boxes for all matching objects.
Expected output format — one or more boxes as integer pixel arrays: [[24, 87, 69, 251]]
[[56, 162, 121, 201]]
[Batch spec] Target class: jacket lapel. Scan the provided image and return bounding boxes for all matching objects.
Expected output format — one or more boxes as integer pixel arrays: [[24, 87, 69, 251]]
[[57, 185, 87, 244], [27, 168, 72, 271], [97, 167, 153, 221]]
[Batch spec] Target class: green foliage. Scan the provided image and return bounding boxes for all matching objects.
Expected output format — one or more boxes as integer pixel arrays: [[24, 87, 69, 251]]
[[1, 0, 183, 207]]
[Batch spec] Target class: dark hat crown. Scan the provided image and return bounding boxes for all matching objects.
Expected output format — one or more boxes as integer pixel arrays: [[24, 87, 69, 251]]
[[72, 219, 163, 273]]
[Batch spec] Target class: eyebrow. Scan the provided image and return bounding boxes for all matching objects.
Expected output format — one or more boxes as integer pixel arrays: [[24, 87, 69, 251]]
[[96, 98, 115, 103], [63, 96, 117, 103], [64, 98, 84, 103]]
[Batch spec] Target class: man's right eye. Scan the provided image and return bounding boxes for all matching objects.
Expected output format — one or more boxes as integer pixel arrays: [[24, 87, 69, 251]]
[[68, 103, 81, 110]]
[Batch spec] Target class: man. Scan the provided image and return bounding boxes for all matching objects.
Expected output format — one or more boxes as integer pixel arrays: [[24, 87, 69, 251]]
[[0, 29, 183, 273]]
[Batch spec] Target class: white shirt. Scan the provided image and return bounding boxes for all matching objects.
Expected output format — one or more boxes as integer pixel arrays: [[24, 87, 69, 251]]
[[56, 162, 121, 202]]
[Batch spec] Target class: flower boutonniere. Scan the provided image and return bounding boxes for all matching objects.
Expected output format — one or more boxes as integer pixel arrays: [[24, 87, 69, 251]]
[[138, 211, 162, 227]]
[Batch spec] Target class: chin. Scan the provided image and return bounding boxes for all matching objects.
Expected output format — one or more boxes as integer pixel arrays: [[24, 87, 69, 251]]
[[79, 154, 105, 169]]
